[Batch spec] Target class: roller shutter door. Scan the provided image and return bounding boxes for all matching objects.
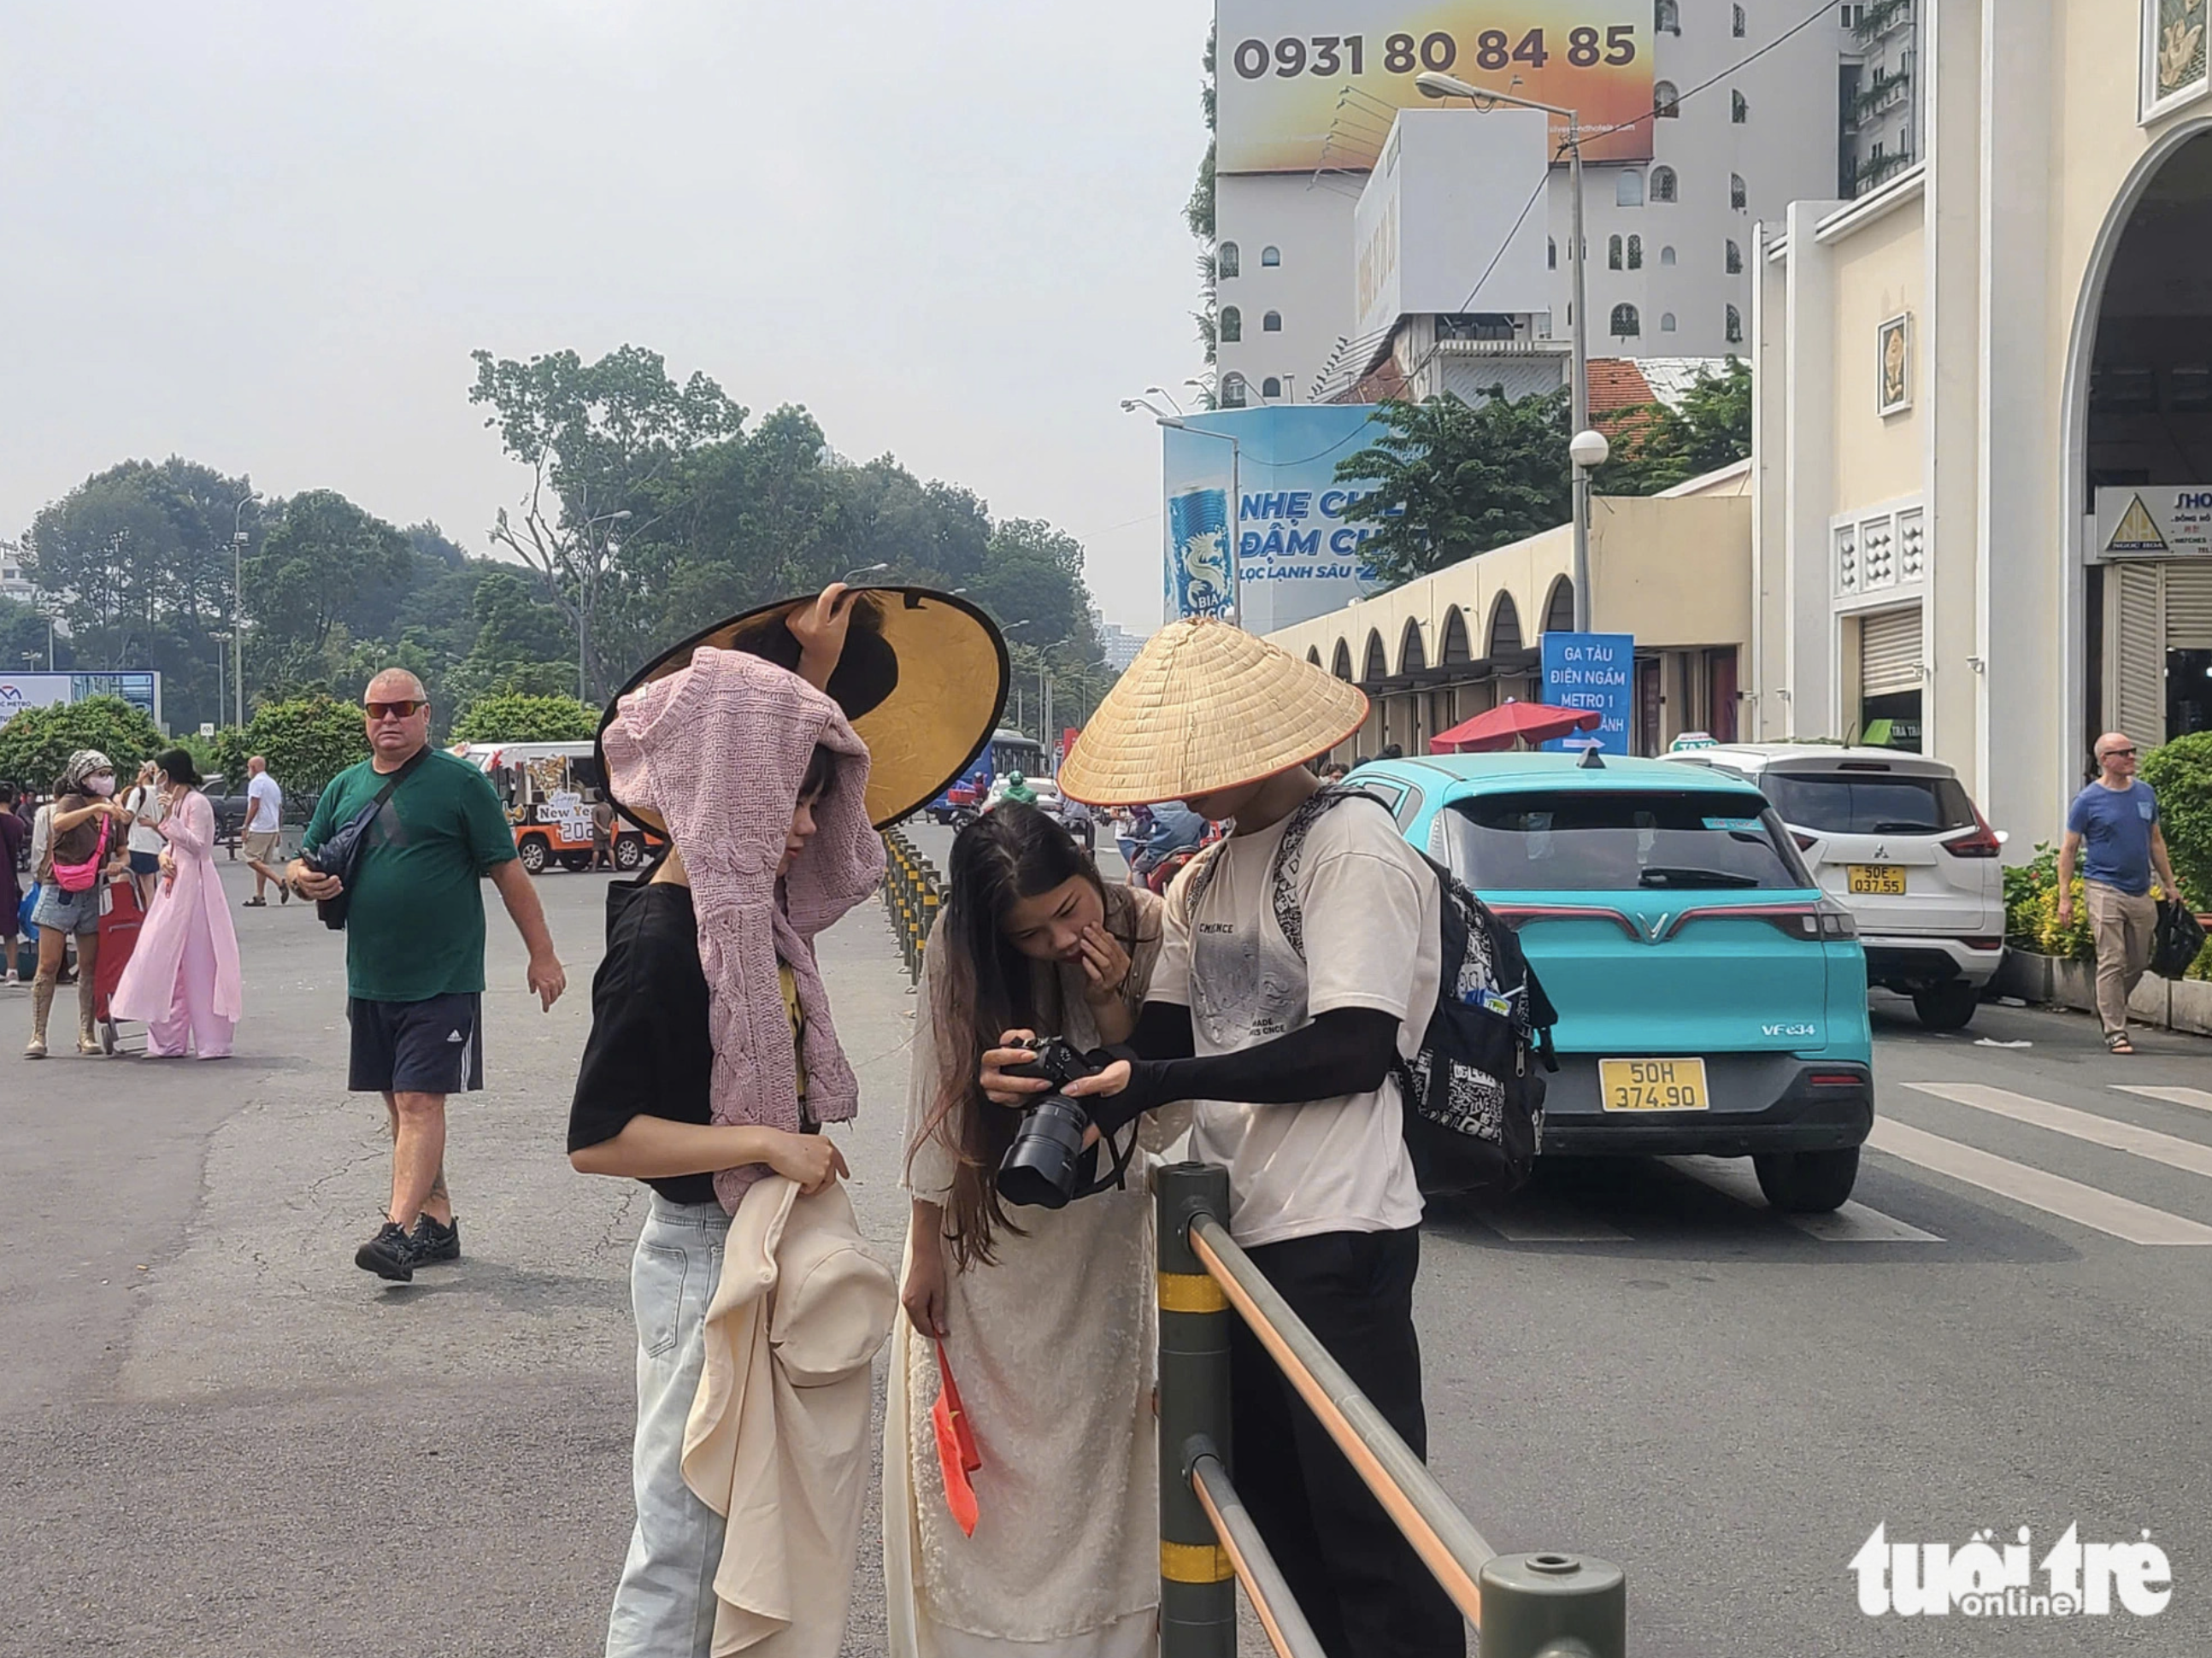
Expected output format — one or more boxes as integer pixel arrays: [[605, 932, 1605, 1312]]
[[2165, 561, 2212, 649], [1859, 604, 1922, 695], [2110, 562, 2164, 744]]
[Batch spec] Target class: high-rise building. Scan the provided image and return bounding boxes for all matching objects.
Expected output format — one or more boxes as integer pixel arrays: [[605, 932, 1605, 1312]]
[[1098, 622, 1151, 671], [0, 541, 35, 606], [1212, 3, 1852, 404], [1839, 1, 1919, 197]]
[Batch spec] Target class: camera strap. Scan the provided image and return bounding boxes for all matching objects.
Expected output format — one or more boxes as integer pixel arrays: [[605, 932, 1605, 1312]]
[[1073, 1119, 1144, 1201]]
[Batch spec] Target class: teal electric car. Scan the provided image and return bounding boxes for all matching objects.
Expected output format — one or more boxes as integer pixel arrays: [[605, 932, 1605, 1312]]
[[1350, 751, 1875, 1211]]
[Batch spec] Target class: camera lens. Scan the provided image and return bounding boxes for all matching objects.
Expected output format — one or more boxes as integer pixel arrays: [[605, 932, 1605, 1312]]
[[997, 1093, 1093, 1210]]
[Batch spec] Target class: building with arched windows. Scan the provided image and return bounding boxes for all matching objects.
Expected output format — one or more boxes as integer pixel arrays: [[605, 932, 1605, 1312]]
[[1215, 3, 1861, 397], [1264, 469, 1755, 761], [1750, 0, 2212, 845]]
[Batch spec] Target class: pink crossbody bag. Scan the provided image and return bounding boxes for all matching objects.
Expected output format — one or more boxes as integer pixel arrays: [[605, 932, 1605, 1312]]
[[50, 818, 109, 893]]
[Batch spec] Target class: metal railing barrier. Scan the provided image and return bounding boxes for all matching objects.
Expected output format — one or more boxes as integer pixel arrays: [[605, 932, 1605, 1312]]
[[1155, 1161, 1628, 1658], [880, 826, 943, 982]]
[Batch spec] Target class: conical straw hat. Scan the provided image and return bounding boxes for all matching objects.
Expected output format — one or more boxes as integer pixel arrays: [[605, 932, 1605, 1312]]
[[1057, 619, 1368, 806]]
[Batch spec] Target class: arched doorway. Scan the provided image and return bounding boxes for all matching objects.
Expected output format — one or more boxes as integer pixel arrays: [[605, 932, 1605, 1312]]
[[2069, 122, 2212, 756], [1542, 576, 1575, 638], [1332, 638, 1354, 681], [1487, 592, 1524, 657], [1362, 630, 1389, 684]]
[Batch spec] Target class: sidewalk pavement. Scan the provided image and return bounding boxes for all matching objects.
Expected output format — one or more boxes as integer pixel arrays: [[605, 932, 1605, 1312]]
[[0, 862, 921, 1658]]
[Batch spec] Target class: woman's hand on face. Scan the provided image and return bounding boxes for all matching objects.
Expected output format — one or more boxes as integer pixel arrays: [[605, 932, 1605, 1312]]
[[766, 1131, 850, 1196], [901, 1232, 950, 1338], [1076, 923, 1132, 1005], [980, 1028, 1050, 1108]]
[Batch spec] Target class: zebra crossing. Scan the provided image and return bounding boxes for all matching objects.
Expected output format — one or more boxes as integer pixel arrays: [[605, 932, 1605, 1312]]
[[1457, 1079, 2212, 1247]]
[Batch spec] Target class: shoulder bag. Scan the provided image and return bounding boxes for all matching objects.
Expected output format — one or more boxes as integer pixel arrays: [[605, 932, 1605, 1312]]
[[304, 749, 429, 931]]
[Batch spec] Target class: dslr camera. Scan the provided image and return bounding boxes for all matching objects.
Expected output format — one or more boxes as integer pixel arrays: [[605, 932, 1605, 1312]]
[[996, 1036, 1103, 1211]]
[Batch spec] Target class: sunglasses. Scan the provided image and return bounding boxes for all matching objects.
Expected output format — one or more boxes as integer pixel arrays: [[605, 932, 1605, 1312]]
[[2103, 746, 2138, 759], [363, 699, 426, 720]]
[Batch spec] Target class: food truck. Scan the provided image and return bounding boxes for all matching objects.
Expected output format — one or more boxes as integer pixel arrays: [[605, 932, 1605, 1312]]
[[448, 740, 659, 873]]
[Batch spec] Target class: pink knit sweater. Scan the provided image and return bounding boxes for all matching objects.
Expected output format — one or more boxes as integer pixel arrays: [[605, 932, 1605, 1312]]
[[602, 647, 886, 1210]]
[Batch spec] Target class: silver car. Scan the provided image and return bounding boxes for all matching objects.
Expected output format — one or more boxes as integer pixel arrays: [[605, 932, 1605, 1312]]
[[1664, 744, 2006, 1030]]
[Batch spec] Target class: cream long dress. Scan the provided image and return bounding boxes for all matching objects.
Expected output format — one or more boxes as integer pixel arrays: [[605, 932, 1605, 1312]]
[[885, 886, 1179, 1658]]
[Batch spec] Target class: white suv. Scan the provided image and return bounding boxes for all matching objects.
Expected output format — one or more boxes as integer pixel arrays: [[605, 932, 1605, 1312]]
[[1664, 745, 2006, 1029]]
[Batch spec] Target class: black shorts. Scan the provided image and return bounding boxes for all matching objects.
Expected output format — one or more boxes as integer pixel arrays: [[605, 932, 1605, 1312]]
[[129, 850, 162, 876], [347, 992, 485, 1096]]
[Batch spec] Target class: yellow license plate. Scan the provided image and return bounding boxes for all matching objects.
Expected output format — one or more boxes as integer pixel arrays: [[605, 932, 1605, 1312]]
[[1848, 864, 1907, 896], [1599, 1058, 1711, 1112]]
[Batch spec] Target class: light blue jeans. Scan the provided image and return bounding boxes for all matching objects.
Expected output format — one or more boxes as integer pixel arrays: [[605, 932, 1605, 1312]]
[[606, 1195, 732, 1658]]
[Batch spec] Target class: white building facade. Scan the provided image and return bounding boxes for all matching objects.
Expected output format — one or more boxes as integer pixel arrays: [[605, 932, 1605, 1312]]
[[1750, 0, 2212, 845], [1215, 1, 1852, 405]]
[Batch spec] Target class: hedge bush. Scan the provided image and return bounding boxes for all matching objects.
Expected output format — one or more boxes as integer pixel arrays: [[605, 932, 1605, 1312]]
[[2141, 730, 2212, 901], [2004, 836, 2212, 976]]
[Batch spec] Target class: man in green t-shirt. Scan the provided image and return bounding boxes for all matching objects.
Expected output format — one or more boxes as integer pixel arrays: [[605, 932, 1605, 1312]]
[[290, 668, 568, 1283]]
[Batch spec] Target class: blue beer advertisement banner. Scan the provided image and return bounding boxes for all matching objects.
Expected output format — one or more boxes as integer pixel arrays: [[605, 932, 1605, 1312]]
[[1160, 405, 1387, 633]]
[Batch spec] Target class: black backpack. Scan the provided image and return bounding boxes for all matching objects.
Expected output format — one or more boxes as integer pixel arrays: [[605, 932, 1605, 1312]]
[[1184, 785, 1557, 1196], [2151, 897, 2207, 981]]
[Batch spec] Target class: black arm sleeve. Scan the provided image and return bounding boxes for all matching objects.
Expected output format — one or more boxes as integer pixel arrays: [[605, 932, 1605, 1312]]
[[1089, 1006, 1402, 1138], [1128, 999, 1196, 1061]]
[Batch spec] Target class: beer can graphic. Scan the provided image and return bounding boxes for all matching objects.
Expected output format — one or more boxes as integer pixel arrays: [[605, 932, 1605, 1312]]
[[1167, 487, 1232, 619]]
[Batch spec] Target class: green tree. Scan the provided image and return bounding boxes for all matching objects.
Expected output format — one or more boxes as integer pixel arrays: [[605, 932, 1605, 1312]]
[[469, 344, 749, 699], [969, 518, 1105, 667], [1186, 26, 1219, 386], [452, 691, 599, 744], [244, 490, 415, 679], [0, 596, 69, 672], [21, 457, 255, 732], [0, 695, 167, 791], [2143, 732, 2212, 902], [1595, 359, 1754, 495], [242, 695, 372, 808], [1334, 392, 1568, 587]]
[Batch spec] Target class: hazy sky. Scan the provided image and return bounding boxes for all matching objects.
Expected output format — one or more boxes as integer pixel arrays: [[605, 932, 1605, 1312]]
[[1, 2, 1212, 631]]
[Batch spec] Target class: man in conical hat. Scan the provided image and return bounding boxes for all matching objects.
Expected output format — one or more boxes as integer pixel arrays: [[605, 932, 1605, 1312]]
[[986, 619, 1464, 1658]]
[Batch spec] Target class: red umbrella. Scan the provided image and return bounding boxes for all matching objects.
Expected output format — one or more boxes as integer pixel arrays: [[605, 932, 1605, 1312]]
[[1430, 700, 1602, 754]]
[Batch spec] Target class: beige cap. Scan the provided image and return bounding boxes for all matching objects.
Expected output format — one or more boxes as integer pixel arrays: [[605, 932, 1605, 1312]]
[[1056, 619, 1368, 805]]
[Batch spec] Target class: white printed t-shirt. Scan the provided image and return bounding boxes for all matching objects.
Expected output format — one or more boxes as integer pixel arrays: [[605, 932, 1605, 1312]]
[[1150, 796, 1440, 1247]]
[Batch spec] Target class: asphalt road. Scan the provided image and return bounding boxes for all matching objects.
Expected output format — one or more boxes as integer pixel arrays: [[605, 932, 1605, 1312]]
[[4, 855, 2208, 1656]]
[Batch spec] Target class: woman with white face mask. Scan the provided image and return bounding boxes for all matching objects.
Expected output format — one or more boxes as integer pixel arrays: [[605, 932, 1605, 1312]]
[[26, 750, 131, 1059]]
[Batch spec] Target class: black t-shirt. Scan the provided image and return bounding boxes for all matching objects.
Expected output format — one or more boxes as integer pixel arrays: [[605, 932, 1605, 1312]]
[[568, 877, 720, 1204]]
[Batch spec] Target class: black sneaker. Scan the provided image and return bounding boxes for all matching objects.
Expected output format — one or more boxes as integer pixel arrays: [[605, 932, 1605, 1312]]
[[411, 1213, 461, 1264], [355, 1220, 426, 1282]]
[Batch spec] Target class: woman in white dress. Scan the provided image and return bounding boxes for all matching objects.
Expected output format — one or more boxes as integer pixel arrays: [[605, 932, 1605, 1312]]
[[886, 803, 1176, 1658]]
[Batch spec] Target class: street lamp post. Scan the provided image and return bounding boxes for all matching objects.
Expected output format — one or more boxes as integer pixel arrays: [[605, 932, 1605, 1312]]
[[843, 562, 892, 586], [1415, 70, 1598, 631], [232, 492, 258, 727]]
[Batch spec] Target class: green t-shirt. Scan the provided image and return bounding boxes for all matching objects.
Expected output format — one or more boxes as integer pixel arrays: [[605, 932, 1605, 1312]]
[[303, 750, 519, 1003]]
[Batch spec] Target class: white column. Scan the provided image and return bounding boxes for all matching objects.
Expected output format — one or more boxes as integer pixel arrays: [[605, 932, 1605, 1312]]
[[1974, 0, 2058, 842], [1781, 199, 1844, 738]]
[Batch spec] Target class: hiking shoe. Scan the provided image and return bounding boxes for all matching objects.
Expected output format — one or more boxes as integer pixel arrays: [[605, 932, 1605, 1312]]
[[411, 1214, 461, 1264], [355, 1221, 426, 1282]]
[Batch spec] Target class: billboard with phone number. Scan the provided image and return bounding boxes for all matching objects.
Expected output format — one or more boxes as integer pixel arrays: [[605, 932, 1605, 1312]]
[[1217, 0, 1655, 173]]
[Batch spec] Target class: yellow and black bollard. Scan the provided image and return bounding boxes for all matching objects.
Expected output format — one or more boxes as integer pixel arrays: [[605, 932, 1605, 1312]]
[[1155, 1161, 1236, 1658]]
